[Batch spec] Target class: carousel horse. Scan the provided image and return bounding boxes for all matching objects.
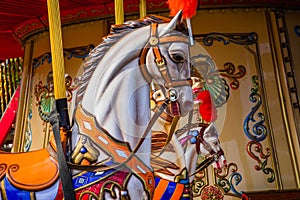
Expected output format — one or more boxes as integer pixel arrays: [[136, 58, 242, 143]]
[[0, 12, 194, 200], [150, 76, 226, 199]]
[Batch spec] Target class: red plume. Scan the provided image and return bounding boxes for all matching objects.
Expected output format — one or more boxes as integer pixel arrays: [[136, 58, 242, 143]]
[[167, 0, 198, 19], [195, 90, 218, 122]]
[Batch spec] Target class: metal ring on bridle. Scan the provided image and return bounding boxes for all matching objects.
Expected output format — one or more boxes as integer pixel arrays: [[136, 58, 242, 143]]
[[168, 88, 179, 102], [156, 58, 165, 66], [149, 36, 159, 46], [213, 153, 220, 162]]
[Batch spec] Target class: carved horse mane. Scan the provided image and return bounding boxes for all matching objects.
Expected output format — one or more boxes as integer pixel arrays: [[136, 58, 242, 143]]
[[75, 15, 185, 106]]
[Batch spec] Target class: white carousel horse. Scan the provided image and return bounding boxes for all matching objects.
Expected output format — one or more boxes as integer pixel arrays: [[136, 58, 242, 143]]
[[0, 12, 194, 200], [150, 84, 226, 199]]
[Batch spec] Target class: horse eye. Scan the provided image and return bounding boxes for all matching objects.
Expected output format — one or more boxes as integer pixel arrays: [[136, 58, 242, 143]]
[[171, 53, 185, 63]]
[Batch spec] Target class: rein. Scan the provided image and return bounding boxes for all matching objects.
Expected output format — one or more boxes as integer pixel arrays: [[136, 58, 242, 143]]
[[68, 98, 170, 172], [175, 122, 224, 176], [68, 99, 170, 196]]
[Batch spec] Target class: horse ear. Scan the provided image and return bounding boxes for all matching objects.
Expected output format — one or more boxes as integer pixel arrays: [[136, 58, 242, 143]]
[[160, 10, 183, 36], [204, 123, 219, 137], [209, 123, 220, 137]]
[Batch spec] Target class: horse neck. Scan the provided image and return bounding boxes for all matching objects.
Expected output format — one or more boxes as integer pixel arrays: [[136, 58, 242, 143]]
[[173, 111, 210, 182], [79, 60, 152, 169]]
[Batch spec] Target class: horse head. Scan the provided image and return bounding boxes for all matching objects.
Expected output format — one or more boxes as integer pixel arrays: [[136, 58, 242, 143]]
[[199, 123, 227, 169], [140, 11, 194, 118]]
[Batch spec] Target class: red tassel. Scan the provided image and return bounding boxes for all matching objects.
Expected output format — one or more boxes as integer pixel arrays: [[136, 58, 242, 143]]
[[167, 0, 198, 19], [195, 90, 217, 122]]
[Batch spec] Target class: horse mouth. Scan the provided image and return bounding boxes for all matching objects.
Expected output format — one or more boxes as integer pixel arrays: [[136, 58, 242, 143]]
[[215, 158, 227, 169]]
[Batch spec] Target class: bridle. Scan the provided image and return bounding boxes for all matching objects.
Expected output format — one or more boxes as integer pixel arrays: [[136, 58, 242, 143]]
[[66, 22, 194, 198], [139, 22, 193, 156], [175, 122, 225, 176], [196, 124, 224, 160], [139, 23, 192, 102]]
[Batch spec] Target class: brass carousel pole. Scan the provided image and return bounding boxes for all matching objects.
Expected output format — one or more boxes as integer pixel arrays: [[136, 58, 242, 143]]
[[140, 0, 147, 18], [114, 0, 124, 25], [47, 0, 75, 199]]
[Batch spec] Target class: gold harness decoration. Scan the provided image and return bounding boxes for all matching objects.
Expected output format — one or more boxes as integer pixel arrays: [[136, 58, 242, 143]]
[[74, 105, 155, 197]]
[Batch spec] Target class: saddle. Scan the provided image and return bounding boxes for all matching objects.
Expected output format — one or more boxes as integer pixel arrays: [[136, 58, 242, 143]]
[[0, 148, 59, 190]]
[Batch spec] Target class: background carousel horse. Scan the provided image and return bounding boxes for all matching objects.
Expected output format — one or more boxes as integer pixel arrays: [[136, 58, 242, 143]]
[[0, 12, 194, 200], [150, 75, 226, 200]]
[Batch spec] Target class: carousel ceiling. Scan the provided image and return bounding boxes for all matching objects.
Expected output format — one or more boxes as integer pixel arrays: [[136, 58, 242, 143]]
[[1, 0, 300, 60]]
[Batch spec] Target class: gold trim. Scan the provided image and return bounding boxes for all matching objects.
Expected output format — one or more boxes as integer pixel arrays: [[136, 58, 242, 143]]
[[139, 0, 147, 18], [266, 9, 300, 188], [0, 179, 7, 200], [12, 40, 34, 153], [30, 192, 36, 200], [47, 0, 67, 100], [0, 62, 4, 113], [114, 0, 124, 25], [3, 62, 8, 106]]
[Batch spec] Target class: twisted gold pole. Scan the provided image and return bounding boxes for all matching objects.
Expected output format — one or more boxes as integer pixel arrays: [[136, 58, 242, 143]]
[[0, 62, 3, 114], [10, 59, 16, 92], [47, 0, 66, 100], [47, 1, 75, 199], [6, 59, 12, 99], [140, 0, 147, 18], [114, 0, 124, 25], [12, 41, 34, 153], [3, 60, 8, 106]]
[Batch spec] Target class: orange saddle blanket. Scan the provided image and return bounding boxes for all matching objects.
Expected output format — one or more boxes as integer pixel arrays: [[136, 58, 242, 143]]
[[0, 148, 59, 190]]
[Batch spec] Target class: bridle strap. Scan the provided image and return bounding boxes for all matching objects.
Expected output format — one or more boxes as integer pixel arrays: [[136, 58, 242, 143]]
[[139, 23, 191, 89], [68, 102, 175, 197], [196, 126, 224, 159], [68, 99, 171, 177]]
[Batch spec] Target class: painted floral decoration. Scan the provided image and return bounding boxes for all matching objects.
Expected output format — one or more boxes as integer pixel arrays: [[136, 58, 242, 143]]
[[200, 185, 224, 200]]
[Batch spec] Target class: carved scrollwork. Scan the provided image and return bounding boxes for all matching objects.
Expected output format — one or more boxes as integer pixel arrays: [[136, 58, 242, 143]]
[[202, 32, 258, 46], [32, 53, 52, 68], [34, 71, 79, 122], [244, 75, 267, 142], [243, 75, 274, 183], [32, 44, 95, 68], [219, 62, 246, 90], [214, 163, 242, 196], [8, 164, 19, 174], [247, 141, 275, 183], [0, 163, 7, 179], [64, 44, 95, 60], [191, 168, 208, 197]]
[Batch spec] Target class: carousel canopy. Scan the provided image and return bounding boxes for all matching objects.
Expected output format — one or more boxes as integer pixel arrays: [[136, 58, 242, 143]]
[[1, 0, 300, 61]]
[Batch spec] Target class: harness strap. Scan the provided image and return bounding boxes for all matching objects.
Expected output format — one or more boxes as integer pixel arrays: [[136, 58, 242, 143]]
[[189, 155, 215, 177], [69, 99, 171, 198], [139, 23, 191, 88], [71, 105, 155, 195]]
